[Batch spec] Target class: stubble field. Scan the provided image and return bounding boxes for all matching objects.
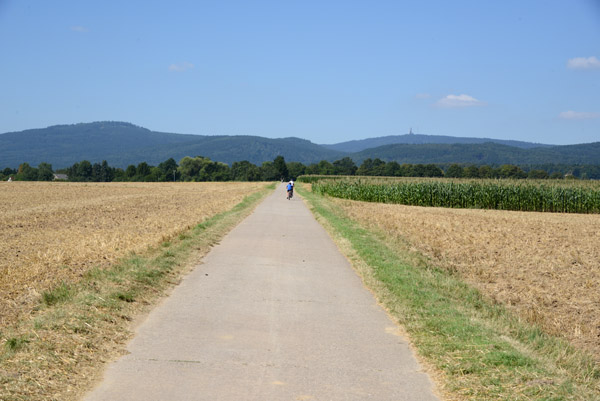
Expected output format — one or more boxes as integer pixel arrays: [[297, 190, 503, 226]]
[[0, 181, 267, 327], [335, 197, 600, 358]]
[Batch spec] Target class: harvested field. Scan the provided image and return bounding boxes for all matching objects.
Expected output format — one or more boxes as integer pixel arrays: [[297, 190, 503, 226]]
[[0, 181, 267, 327], [335, 198, 600, 358]]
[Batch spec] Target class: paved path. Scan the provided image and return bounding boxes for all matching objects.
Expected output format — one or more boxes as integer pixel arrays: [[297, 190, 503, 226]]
[[84, 185, 440, 401]]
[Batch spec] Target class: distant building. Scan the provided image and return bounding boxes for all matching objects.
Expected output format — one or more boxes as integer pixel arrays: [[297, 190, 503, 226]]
[[53, 174, 68, 181]]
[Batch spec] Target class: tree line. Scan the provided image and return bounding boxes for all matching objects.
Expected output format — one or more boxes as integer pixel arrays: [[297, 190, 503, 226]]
[[1, 156, 595, 182]]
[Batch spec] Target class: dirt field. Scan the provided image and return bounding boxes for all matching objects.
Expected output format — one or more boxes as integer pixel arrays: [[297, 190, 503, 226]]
[[335, 198, 600, 358], [0, 181, 267, 327]]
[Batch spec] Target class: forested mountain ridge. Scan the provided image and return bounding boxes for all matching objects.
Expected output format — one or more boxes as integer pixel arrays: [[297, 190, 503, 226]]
[[0, 122, 343, 168], [104, 135, 346, 167], [0, 121, 598, 169], [352, 142, 600, 166], [0, 122, 196, 168], [322, 133, 554, 153]]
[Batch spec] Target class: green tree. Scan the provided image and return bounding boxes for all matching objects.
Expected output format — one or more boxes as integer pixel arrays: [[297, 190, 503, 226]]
[[445, 164, 464, 178], [66, 163, 79, 181], [399, 164, 413, 177], [384, 161, 402, 176], [411, 164, 426, 177], [179, 156, 231, 181], [1, 167, 16, 181], [527, 169, 549, 179], [147, 167, 163, 182], [479, 165, 494, 178], [316, 160, 335, 175], [136, 162, 151, 179], [371, 159, 386, 176], [179, 156, 209, 181], [125, 165, 137, 179], [286, 162, 306, 180], [273, 156, 289, 181], [580, 165, 600, 179], [356, 159, 374, 175], [17, 163, 38, 181], [77, 161, 93, 181], [113, 168, 126, 181], [424, 164, 444, 177], [90, 162, 115, 182], [100, 160, 115, 182], [200, 161, 230, 181], [463, 165, 480, 178], [260, 161, 279, 181], [37, 162, 54, 181], [333, 157, 357, 175], [231, 160, 261, 181], [304, 163, 320, 175], [158, 158, 179, 181], [498, 164, 526, 179], [358, 158, 386, 176]]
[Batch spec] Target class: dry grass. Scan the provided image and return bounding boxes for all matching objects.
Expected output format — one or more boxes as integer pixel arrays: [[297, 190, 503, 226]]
[[0, 181, 266, 327], [1, 182, 272, 401], [335, 198, 600, 359]]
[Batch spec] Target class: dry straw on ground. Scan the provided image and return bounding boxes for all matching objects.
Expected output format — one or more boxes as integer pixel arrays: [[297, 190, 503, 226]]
[[0, 181, 266, 327], [335, 198, 600, 358]]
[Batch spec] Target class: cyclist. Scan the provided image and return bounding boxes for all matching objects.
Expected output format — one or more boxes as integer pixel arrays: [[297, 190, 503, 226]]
[[286, 180, 294, 200]]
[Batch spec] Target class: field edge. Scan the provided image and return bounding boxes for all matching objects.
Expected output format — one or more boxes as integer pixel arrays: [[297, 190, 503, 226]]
[[297, 183, 600, 401], [0, 183, 275, 401]]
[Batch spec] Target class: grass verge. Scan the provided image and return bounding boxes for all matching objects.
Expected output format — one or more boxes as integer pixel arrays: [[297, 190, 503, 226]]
[[0, 184, 274, 401], [297, 184, 600, 401]]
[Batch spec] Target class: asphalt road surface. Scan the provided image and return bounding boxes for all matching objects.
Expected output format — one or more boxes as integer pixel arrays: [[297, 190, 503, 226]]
[[84, 185, 440, 401]]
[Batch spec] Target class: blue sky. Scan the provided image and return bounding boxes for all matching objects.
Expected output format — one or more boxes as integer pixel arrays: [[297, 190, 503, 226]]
[[1, 0, 599, 145]]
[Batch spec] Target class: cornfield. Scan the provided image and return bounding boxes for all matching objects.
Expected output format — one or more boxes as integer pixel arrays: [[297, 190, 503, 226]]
[[312, 179, 600, 213]]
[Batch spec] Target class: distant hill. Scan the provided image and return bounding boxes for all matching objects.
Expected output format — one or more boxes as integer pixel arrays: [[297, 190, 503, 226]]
[[322, 133, 553, 153], [0, 122, 343, 168], [352, 142, 600, 166], [105, 135, 345, 167], [0, 122, 195, 168], [1, 121, 598, 169]]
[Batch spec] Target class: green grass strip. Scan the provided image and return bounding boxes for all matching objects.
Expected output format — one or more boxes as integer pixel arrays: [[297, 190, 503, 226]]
[[298, 185, 600, 401]]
